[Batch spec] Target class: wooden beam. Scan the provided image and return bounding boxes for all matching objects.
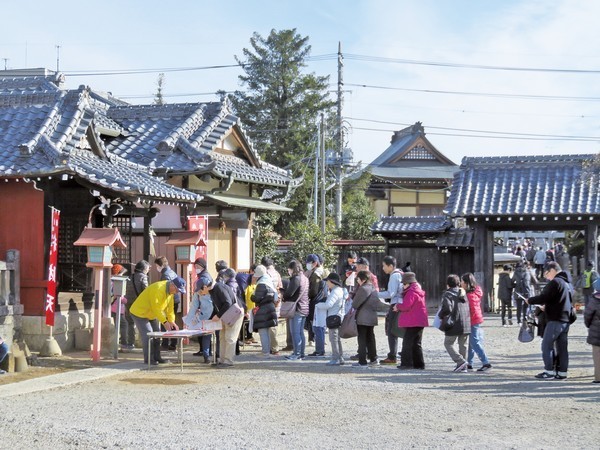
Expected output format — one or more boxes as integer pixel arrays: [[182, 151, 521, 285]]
[[586, 224, 599, 267]]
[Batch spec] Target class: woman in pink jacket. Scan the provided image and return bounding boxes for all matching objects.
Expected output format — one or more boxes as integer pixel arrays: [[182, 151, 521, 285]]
[[461, 273, 492, 372], [393, 272, 428, 370]]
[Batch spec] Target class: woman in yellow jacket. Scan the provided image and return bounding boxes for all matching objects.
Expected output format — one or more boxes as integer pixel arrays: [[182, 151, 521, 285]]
[[130, 277, 186, 365]]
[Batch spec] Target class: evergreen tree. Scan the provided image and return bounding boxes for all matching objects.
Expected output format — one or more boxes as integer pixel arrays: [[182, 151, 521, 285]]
[[230, 29, 334, 169], [229, 29, 335, 233], [339, 170, 380, 240]]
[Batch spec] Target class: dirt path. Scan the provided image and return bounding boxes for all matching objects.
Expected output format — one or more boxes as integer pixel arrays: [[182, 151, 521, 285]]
[[1, 315, 598, 449]]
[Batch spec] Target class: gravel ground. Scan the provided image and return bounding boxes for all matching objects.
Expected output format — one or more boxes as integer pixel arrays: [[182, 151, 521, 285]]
[[2, 314, 599, 449]]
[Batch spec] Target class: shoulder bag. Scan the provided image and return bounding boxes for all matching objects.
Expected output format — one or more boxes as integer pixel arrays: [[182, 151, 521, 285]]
[[280, 300, 299, 319], [221, 303, 244, 326]]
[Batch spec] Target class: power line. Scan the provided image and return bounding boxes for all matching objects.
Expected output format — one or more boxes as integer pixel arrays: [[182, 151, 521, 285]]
[[352, 126, 600, 142], [346, 82, 600, 102], [344, 53, 600, 74], [347, 117, 600, 140]]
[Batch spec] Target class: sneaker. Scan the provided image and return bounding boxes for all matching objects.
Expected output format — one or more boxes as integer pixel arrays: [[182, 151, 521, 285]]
[[270, 351, 280, 356], [193, 350, 203, 356], [368, 360, 380, 366], [555, 372, 567, 380], [350, 354, 359, 361], [326, 360, 339, 366], [502, 324, 508, 328], [453, 362, 468, 372], [477, 364, 492, 372], [534, 372, 555, 380], [215, 363, 233, 369], [397, 365, 413, 370], [307, 352, 325, 357], [467, 364, 474, 371], [339, 359, 346, 366], [156, 359, 170, 365], [352, 362, 369, 368], [285, 354, 303, 361], [380, 358, 397, 365], [203, 356, 210, 364], [0, 369, 6, 374]]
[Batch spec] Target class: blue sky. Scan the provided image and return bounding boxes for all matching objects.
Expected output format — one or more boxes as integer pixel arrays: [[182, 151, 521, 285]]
[[2, 0, 599, 166]]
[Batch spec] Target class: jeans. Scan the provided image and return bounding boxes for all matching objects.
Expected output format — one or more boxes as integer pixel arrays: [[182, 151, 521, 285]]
[[291, 313, 307, 357], [541, 321, 569, 374], [0, 340, 9, 367], [399, 327, 425, 369], [444, 334, 468, 364], [357, 324, 377, 365], [258, 328, 271, 355], [131, 314, 161, 364], [467, 324, 489, 366], [200, 334, 211, 358], [385, 306, 399, 360], [328, 328, 343, 362], [313, 325, 326, 354]]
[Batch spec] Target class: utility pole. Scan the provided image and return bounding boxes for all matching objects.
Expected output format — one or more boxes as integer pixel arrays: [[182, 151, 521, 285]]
[[313, 120, 320, 224], [320, 114, 326, 233], [335, 42, 344, 229], [2, 58, 8, 70]]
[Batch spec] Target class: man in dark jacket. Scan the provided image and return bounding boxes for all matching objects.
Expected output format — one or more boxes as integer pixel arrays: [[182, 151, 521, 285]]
[[526, 262, 572, 380], [439, 274, 471, 372]]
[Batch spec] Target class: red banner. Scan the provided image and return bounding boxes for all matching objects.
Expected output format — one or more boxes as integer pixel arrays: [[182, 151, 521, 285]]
[[187, 215, 208, 260], [45, 208, 60, 326]]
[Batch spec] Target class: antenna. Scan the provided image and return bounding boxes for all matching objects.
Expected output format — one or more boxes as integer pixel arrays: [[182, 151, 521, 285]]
[[55, 45, 61, 72]]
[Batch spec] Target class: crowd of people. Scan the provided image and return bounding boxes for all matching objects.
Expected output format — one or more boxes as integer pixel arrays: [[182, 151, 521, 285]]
[[107, 249, 600, 383]]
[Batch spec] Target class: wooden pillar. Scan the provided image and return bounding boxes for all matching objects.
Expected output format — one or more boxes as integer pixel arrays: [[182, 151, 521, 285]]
[[586, 224, 599, 267], [473, 222, 494, 312]]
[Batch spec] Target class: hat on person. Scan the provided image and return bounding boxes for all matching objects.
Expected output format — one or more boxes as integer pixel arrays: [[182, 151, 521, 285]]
[[325, 272, 342, 287], [402, 272, 417, 284], [171, 276, 187, 294], [194, 257, 207, 268], [305, 254, 319, 264], [195, 276, 212, 292], [111, 264, 126, 276], [254, 264, 267, 278], [356, 257, 370, 266]]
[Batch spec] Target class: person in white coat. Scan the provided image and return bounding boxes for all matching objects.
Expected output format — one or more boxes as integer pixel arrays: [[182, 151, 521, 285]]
[[318, 272, 346, 365]]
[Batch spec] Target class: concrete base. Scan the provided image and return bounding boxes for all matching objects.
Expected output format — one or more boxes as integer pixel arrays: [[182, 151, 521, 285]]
[[39, 336, 63, 357]]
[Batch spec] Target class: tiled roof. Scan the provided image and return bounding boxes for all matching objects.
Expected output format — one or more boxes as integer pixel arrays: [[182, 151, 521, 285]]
[[445, 155, 600, 217], [371, 216, 450, 234], [436, 228, 474, 248], [104, 99, 299, 188], [0, 77, 200, 203]]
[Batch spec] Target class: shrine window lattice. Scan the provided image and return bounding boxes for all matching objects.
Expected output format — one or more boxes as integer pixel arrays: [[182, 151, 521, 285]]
[[402, 146, 435, 160]]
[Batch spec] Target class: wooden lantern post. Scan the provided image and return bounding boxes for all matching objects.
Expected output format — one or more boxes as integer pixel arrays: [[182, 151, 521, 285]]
[[74, 228, 126, 361]]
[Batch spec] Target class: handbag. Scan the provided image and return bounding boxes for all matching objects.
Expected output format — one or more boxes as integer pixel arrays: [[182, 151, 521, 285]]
[[326, 314, 342, 329], [390, 310, 406, 338], [568, 306, 577, 324], [339, 308, 358, 339], [220, 303, 244, 326], [439, 298, 458, 332], [279, 301, 298, 319]]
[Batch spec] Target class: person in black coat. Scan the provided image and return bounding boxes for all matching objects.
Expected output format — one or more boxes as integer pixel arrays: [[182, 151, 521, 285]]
[[251, 265, 278, 357], [525, 262, 573, 380], [439, 274, 471, 372]]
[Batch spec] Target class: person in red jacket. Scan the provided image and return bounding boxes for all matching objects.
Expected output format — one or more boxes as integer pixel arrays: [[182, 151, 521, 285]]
[[393, 272, 428, 370], [461, 273, 492, 372]]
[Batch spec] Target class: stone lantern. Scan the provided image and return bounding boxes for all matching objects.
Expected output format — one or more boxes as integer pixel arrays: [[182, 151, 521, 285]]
[[74, 228, 126, 361]]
